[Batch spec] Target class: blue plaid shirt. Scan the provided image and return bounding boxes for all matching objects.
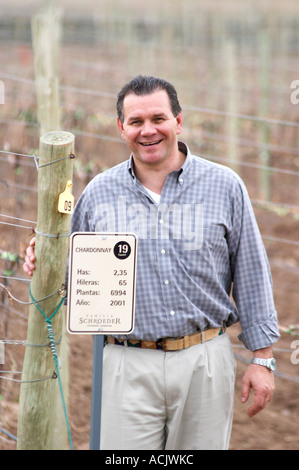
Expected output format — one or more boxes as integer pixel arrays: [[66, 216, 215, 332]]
[[71, 142, 279, 351]]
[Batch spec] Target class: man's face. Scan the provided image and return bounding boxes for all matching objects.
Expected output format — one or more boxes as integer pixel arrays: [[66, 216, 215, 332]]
[[117, 89, 183, 169]]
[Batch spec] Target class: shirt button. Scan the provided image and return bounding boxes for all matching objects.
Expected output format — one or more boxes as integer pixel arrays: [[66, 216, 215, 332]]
[[161, 249, 165, 254], [159, 219, 163, 224], [170, 310, 175, 316], [179, 177, 184, 184], [164, 280, 169, 285]]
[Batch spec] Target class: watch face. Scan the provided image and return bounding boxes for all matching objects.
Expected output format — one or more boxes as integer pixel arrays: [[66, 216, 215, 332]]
[[251, 357, 276, 371]]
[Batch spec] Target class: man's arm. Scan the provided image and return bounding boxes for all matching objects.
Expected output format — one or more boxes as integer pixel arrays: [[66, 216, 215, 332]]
[[241, 346, 275, 417]]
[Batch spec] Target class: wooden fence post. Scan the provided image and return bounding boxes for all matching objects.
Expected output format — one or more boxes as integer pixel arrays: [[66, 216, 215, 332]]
[[31, 5, 62, 136], [258, 29, 271, 201], [17, 131, 75, 450], [225, 40, 239, 173]]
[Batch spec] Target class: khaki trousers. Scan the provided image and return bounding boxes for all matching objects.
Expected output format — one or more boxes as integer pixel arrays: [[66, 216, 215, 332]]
[[100, 333, 236, 450]]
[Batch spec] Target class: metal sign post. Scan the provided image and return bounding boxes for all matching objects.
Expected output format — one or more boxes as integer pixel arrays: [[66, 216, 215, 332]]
[[89, 334, 104, 450], [67, 232, 137, 449]]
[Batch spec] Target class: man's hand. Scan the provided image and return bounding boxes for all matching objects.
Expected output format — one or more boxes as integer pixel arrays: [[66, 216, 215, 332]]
[[23, 237, 36, 276], [241, 347, 275, 418]]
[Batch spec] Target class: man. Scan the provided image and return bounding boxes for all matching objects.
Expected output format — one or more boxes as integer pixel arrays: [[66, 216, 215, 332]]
[[24, 75, 280, 450]]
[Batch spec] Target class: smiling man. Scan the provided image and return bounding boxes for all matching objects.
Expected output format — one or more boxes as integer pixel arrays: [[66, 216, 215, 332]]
[[24, 75, 280, 450], [117, 87, 184, 194]]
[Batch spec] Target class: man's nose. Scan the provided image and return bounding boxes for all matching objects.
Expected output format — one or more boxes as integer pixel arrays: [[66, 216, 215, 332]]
[[141, 121, 157, 135]]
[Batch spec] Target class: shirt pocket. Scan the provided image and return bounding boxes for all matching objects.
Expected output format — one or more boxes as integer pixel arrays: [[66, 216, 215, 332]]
[[202, 225, 227, 250], [177, 224, 228, 279], [201, 225, 230, 277]]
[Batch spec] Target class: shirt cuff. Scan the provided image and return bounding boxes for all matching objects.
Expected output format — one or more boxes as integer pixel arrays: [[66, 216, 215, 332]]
[[238, 313, 280, 351]]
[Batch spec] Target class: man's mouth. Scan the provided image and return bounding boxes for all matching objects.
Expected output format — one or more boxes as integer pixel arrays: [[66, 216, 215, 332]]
[[139, 139, 162, 147]]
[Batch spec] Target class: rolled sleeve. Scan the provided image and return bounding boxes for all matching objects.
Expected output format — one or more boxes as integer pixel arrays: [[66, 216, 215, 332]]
[[238, 312, 280, 351]]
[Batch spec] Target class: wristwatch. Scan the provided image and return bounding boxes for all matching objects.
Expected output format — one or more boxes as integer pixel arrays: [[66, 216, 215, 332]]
[[251, 357, 276, 372]]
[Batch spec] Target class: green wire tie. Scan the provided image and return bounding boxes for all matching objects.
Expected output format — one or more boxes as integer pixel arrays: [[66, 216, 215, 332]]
[[29, 284, 74, 450]]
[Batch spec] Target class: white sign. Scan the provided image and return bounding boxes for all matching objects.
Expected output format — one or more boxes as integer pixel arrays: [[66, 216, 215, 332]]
[[67, 232, 137, 335]]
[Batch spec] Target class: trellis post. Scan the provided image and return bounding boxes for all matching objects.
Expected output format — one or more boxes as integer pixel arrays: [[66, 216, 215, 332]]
[[31, 5, 62, 136], [225, 40, 239, 172], [258, 29, 271, 201], [17, 131, 75, 450]]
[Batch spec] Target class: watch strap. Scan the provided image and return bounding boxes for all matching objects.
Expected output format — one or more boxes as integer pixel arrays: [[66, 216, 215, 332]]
[[251, 357, 276, 371]]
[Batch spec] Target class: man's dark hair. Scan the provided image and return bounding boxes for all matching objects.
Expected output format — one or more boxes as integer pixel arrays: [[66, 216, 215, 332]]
[[116, 75, 182, 123]]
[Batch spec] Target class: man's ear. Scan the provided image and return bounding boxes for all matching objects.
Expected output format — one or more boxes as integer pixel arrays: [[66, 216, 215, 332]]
[[176, 111, 183, 135], [117, 118, 126, 140]]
